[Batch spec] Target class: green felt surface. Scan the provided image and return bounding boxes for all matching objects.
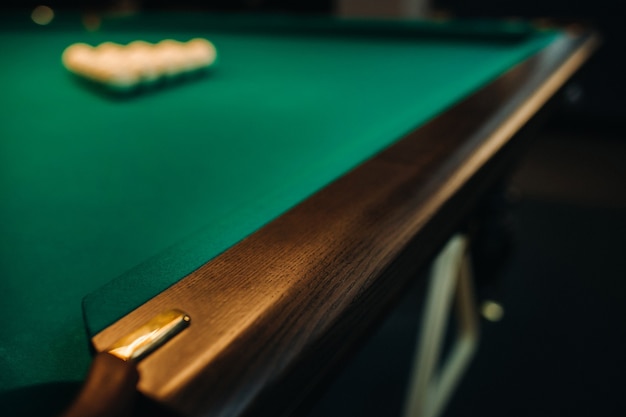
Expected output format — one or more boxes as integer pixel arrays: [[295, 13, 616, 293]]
[[0, 10, 559, 409]]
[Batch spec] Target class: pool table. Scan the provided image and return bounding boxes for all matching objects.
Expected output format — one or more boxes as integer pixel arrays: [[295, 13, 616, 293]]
[[0, 9, 596, 417]]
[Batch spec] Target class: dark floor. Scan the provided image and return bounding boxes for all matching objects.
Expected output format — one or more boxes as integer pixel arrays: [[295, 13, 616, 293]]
[[305, 125, 626, 417]]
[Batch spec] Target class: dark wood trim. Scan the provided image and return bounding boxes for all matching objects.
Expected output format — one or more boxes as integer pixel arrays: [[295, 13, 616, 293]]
[[93, 32, 598, 417]]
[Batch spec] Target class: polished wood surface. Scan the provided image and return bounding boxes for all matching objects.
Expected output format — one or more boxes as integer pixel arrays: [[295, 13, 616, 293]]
[[93, 32, 598, 417], [61, 353, 139, 417]]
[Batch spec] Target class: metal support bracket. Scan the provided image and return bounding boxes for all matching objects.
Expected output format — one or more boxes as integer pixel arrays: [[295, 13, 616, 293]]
[[402, 234, 479, 417]]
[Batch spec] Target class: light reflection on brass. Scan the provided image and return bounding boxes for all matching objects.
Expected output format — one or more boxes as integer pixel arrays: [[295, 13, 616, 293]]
[[107, 309, 190, 362]]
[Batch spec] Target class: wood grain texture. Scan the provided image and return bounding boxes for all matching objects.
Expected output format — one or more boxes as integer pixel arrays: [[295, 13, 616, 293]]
[[92, 33, 598, 417]]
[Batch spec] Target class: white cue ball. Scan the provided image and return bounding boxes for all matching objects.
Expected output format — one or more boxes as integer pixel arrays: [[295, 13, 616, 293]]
[[106, 67, 141, 91], [126, 40, 159, 84], [185, 38, 217, 71], [154, 39, 187, 78], [93, 42, 139, 90], [91, 43, 120, 80], [62, 37, 217, 92], [62, 43, 96, 74], [97, 41, 123, 53]]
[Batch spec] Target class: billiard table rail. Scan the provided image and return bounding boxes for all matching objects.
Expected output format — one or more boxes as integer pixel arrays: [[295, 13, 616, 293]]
[[89, 29, 599, 417]]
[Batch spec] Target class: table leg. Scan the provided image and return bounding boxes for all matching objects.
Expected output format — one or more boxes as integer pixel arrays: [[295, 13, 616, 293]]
[[402, 235, 479, 417]]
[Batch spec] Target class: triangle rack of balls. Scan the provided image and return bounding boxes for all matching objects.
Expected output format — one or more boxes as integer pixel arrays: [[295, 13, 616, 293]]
[[62, 39, 217, 92]]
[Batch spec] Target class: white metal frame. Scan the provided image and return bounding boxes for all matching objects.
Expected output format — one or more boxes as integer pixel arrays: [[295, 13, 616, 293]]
[[402, 234, 479, 417]]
